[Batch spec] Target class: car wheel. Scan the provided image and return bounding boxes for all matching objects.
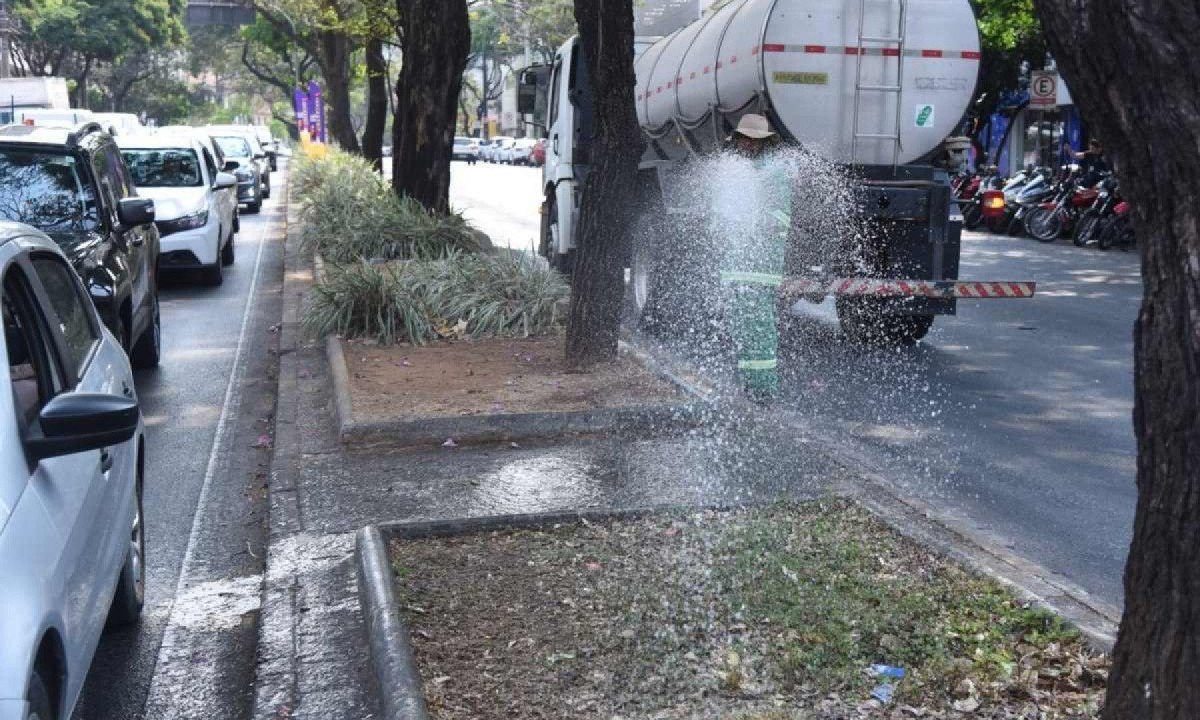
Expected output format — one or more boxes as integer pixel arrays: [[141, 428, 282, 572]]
[[202, 256, 224, 286], [222, 229, 236, 266], [25, 671, 53, 720], [130, 293, 161, 369], [262, 177, 271, 199], [233, 211, 240, 234], [107, 470, 145, 627], [245, 200, 261, 214]]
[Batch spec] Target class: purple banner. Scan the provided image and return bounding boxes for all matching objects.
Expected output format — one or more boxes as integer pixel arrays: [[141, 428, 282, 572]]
[[308, 80, 323, 142], [294, 87, 308, 132]]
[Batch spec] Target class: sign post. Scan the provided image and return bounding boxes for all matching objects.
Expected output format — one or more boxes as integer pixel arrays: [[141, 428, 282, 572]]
[[308, 80, 323, 143], [1030, 71, 1057, 108]]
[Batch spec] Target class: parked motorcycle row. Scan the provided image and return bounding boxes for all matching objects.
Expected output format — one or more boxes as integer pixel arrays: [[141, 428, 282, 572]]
[[953, 164, 1135, 251]]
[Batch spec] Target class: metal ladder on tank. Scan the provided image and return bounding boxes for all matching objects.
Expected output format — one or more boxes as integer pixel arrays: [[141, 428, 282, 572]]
[[850, 0, 908, 169]]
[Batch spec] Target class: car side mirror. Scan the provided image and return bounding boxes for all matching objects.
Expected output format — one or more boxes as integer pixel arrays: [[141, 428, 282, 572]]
[[222, 160, 240, 172], [27, 392, 140, 461], [117, 197, 155, 227], [213, 172, 238, 190], [254, 153, 267, 160]]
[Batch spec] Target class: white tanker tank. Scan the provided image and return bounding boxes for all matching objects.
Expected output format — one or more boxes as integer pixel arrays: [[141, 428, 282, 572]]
[[634, 0, 980, 167]]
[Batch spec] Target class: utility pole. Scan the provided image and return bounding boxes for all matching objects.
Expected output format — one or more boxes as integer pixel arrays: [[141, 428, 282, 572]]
[[0, 0, 12, 79]]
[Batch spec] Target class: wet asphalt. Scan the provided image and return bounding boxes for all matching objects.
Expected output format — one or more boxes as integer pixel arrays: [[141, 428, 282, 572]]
[[452, 161, 1138, 608], [72, 169, 285, 720]]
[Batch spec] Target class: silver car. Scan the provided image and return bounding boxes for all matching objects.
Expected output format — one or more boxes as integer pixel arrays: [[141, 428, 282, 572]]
[[0, 222, 145, 720]]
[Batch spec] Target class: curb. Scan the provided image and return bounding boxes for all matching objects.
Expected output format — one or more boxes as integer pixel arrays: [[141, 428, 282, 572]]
[[325, 333, 711, 449], [355, 526, 431, 720]]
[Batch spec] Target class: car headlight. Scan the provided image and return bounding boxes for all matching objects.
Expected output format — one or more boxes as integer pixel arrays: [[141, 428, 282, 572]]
[[157, 210, 208, 235]]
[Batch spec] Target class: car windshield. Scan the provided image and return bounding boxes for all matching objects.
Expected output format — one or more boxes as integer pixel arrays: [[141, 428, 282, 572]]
[[214, 136, 252, 158], [122, 149, 203, 188], [0, 148, 98, 233], [454, 138, 470, 145]]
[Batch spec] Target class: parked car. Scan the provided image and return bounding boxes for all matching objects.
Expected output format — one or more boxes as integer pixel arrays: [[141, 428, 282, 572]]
[[252, 125, 278, 171], [485, 136, 514, 163], [206, 131, 264, 213], [531, 138, 546, 167], [204, 126, 271, 201], [119, 132, 238, 285], [452, 136, 480, 163], [0, 220, 146, 720], [93, 112, 144, 138], [508, 138, 538, 165], [0, 122, 162, 367]]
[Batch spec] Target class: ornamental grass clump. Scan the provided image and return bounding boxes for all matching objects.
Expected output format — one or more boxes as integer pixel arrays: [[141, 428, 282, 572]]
[[303, 252, 568, 345], [291, 149, 480, 262]]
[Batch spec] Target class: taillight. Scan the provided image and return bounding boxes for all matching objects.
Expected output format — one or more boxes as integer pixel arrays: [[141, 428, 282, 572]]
[[981, 190, 1006, 218]]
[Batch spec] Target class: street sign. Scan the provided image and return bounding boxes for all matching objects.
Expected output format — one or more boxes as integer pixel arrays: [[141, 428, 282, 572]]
[[1030, 71, 1057, 107]]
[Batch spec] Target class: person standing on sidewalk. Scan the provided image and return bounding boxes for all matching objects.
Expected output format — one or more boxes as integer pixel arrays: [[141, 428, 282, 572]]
[[714, 113, 793, 401]]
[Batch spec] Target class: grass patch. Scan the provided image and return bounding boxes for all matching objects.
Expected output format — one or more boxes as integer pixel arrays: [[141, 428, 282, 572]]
[[303, 252, 568, 345], [389, 500, 1107, 719], [291, 149, 480, 262]]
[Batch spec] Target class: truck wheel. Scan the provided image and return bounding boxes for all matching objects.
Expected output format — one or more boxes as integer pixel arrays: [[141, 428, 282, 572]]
[[837, 298, 933, 346], [540, 193, 575, 277]]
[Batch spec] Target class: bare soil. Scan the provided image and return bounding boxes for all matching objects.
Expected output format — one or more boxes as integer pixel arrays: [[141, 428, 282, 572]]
[[390, 501, 1107, 720], [342, 336, 683, 423]]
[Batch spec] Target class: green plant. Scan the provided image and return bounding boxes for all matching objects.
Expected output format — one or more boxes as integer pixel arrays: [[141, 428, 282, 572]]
[[291, 149, 481, 263], [303, 252, 568, 345]]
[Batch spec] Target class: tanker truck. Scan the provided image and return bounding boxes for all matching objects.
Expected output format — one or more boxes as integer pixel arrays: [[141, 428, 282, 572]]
[[518, 0, 1035, 344]]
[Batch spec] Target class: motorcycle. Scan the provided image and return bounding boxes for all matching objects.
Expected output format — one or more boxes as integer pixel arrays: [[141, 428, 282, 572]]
[[1072, 175, 1120, 247], [988, 166, 1036, 234], [1096, 199, 1136, 250], [1024, 167, 1100, 242], [959, 166, 1002, 230], [1006, 167, 1056, 237]]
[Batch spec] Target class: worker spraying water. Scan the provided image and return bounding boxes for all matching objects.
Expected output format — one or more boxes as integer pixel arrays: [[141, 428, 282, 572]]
[[713, 114, 793, 400]]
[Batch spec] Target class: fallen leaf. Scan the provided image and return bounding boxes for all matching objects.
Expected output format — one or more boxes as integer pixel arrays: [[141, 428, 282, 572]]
[[253, 434, 273, 449]]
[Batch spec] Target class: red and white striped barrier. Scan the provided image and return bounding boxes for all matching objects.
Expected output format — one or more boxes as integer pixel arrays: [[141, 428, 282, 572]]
[[779, 278, 1037, 299]]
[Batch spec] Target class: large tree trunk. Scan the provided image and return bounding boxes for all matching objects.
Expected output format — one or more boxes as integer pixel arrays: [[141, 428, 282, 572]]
[[1032, 2, 1200, 718], [362, 36, 388, 171], [564, 0, 644, 369], [316, 29, 360, 153], [392, 0, 470, 213]]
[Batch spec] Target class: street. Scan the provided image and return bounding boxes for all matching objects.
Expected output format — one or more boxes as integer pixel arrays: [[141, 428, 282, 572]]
[[71, 171, 285, 720], [449, 160, 1138, 608]]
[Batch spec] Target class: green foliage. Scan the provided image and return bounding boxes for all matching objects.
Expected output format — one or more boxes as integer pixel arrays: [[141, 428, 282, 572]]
[[11, 0, 186, 64], [971, 0, 1048, 117], [304, 253, 568, 345], [291, 150, 482, 263], [470, 0, 577, 65]]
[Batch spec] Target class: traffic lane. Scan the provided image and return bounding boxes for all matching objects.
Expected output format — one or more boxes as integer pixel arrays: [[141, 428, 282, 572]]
[[75, 172, 284, 719], [779, 232, 1139, 605], [448, 160, 543, 252]]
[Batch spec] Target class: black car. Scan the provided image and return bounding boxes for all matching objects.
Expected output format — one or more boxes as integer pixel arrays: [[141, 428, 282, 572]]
[[0, 122, 161, 368]]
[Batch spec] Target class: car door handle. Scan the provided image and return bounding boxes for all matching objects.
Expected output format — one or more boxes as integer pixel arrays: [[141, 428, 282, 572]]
[[130, 234, 144, 247], [553, 134, 559, 155], [100, 449, 114, 474]]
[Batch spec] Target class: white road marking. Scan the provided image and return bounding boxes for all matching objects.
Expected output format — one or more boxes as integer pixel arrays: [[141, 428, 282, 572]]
[[142, 199, 272, 717]]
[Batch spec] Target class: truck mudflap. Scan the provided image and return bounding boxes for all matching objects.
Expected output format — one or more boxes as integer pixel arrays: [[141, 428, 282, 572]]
[[778, 277, 1037, 300]]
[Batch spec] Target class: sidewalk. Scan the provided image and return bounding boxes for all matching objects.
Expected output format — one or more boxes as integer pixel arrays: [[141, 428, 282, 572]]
[[251, 192, 845, 719]]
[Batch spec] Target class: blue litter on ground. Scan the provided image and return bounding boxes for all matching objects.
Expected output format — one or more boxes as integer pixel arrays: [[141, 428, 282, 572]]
[[870, 664, 906, 679], [871, 682, 896, 703]]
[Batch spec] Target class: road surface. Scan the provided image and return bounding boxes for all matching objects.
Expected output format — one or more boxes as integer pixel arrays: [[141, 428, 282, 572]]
[[73, 169, 286, 719], [449, 159, 1138, 608]]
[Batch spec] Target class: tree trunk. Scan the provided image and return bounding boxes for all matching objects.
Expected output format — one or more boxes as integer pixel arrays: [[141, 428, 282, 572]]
[[1032, 2, 1200, 718], [392, 0, 470, 213], [563, 0, 644, 369], [362, 36, 388, 171], [73, 56, 93, 108], [317, 29, 360, 153]]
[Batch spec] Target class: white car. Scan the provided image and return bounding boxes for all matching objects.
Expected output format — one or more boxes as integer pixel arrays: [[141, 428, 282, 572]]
[[452, 136, 480, 163], [204, 125, 272, 201], [0, 222, 145, 720], [486, 136, 514, 163], [119, 133, 239, 285], [508, 138, 538, 165], [93, 112, 144, 137]]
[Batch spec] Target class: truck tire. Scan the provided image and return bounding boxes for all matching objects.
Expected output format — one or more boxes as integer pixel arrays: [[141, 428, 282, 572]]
[[836, 298, 933, 346], [540, 193, 574, 277]]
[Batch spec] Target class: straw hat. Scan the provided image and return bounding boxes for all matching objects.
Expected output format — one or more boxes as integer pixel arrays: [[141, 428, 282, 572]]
[[731, 113, 776, 140]]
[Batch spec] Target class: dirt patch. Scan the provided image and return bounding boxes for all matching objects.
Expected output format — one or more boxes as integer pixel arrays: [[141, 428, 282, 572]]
[[390, 501, 1107, 720], [343, 335, 683, 423]]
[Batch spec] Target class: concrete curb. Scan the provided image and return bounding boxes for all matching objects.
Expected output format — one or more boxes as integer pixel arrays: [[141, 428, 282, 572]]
[[325, 333, 710, 449], [355, 526, 431, 720]]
